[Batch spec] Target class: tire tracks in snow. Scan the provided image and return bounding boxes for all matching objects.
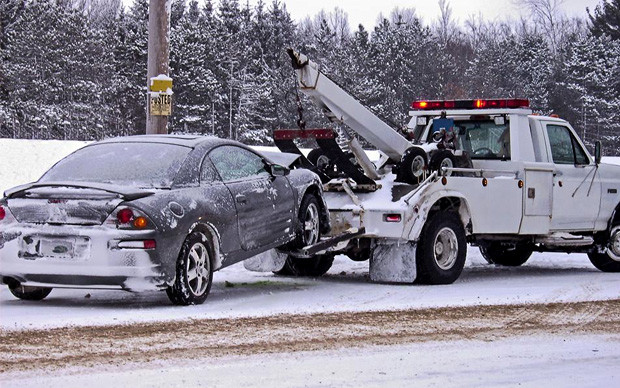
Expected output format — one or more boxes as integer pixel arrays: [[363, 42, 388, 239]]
[[1, 299, 619, 375]]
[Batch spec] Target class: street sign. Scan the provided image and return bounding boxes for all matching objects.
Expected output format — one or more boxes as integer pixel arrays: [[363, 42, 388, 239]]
[[150, 93, 172, 116], [149, 74, 173, 116]]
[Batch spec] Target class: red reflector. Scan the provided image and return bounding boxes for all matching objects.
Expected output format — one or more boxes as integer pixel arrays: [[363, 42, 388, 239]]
[[273, 129, 336, 140], [143, 240, 156, 249], [384, 214, 402, 223], [117, 208, 133, 224], [0, 206, 5, 221]]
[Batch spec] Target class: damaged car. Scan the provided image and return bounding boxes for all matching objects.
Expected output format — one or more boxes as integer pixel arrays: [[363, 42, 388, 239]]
[[0, 135, 329, 305]]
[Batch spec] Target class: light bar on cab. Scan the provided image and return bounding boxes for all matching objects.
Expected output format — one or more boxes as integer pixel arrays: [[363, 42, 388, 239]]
[[412, 99, 529, 110]]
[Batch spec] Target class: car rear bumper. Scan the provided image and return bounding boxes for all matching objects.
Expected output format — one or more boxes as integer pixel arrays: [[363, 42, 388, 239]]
[[0, 223, 168, 291]]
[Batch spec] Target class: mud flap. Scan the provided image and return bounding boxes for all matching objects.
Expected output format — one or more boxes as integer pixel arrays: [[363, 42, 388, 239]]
[[243, 249, 288, 272], [369, 240, 417, 283]]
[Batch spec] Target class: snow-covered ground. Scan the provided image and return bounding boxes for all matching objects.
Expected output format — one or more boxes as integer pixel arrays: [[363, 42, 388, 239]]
[[3, 334, 617, 388]]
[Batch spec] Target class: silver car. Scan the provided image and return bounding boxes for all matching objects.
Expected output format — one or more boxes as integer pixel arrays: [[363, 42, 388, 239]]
[[0, 135, 329, 305]]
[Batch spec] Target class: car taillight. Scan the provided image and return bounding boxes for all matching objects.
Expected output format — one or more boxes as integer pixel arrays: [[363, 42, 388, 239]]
[[117, 208, 134, 224], [0, 206, 5, 221], [107, 207, 153, 230], [143, 239, 156, 249], [133, 216, 148, 229]]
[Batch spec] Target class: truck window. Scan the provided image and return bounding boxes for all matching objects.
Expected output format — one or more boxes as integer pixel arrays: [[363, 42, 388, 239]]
[[457, 120, 510, 160], [546, 125, 589, 165]]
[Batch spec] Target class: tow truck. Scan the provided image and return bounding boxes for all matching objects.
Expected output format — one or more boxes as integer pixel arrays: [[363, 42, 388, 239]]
[[247, 49, 620, 283]]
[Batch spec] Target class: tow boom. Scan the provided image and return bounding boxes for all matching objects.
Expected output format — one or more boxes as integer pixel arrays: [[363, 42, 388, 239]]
[[288, 49, 411, 162]]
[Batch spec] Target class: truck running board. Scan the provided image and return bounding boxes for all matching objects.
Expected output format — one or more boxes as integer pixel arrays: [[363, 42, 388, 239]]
[[289, 227, 366, 258], [273, 129, 377, 191], [535, 233, 595, 247]]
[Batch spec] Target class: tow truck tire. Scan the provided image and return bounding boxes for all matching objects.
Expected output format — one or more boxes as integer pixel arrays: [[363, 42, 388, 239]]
[[307, 149, 331, 171], [279, 254, 335, 277], [429, 150, 456, 176], [398, 147, 428, 184], [479, 242, 533, 266], [416, 211, 466, 284], [8, 284, 52, 301], [588, 225, 620, 272]]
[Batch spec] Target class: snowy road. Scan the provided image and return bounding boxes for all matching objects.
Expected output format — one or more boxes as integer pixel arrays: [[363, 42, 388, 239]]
[[1, 248, 619, 331], [2, 334, 618, 388]]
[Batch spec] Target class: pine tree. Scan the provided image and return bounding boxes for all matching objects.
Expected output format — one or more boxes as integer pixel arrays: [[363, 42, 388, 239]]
[[588, 0, 620, 39]]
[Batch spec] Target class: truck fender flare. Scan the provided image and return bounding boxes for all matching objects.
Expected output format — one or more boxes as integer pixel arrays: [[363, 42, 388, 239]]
[[404, 191, 472, 242]]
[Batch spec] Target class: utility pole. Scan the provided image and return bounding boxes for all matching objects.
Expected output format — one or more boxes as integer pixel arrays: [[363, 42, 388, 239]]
[[146, 0, 170, 134]]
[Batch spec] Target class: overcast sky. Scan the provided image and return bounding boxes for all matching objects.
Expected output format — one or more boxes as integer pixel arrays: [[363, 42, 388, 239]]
[[261, 0, 600, 28]]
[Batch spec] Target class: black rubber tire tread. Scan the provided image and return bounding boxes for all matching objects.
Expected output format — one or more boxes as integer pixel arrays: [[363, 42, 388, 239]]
[[429, 150, 456, 175], [281, 254, 335, 277], [397, 146, 428, 184], [479, 242, 533, 266], [307, 149, 330, 170], [8, 284, 52, 301], [416, 211, 466, 285], [166, 232, 214, 306], [588, 252, 620, 272]]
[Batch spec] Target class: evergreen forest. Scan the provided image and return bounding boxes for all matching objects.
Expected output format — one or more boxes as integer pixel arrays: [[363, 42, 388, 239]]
[[1, 0, 620, 153]]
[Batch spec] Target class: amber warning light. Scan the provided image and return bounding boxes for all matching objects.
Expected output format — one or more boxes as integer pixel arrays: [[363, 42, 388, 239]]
[[412, 99, 529, 110]]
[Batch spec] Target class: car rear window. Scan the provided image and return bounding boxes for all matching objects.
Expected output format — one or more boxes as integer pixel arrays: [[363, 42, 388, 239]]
[[40, 142, 192, 188]]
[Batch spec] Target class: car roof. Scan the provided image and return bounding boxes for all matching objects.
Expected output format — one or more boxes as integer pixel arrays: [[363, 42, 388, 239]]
[[94, 134, 229, 148]]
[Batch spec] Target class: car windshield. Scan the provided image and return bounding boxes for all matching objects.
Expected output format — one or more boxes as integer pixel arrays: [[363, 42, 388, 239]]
[[39, 142, 192, 188]]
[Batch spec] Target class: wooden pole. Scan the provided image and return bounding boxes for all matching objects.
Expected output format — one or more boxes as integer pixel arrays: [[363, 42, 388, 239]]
[[146, 0, 170, 134]]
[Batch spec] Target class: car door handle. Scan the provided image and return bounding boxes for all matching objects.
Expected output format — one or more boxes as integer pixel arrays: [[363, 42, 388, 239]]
[[236, 195, 247, 204]]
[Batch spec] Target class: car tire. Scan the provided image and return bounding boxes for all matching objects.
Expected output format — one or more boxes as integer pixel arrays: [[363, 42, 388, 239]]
[[8, 284, 52, 301], [416, 211, 466, 284], [166, 232, 214, 306], [588, 225, 620, 272], [479, 242, 533, 266], [397, 146, 428, 184], [280, 254, 335, 277], [429, 150, 456, 176], [292, 195, 321, 249]]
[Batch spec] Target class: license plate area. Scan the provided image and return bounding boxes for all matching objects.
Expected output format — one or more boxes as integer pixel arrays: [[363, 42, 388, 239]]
[[19, 235, 91, 261]]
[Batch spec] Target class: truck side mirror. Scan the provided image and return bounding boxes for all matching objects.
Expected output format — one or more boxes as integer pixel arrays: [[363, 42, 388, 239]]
[[595, 141, 602, 165]]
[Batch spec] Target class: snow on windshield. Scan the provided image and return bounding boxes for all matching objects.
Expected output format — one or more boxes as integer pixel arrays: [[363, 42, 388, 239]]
[[39, 142, 191, 188]]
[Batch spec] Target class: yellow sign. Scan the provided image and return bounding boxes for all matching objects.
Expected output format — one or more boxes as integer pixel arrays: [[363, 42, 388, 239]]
[[151, 78, 173, 92], [150, 93, 172, 116]]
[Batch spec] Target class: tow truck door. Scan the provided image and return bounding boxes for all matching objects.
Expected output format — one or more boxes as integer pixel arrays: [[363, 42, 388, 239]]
[[543, 123, 601, 230]]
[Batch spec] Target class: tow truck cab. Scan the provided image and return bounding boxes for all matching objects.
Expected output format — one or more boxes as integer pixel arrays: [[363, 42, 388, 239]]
[[406, 98, 620, 237]]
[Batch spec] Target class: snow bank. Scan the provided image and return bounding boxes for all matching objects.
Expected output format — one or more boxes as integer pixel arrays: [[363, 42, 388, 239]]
[[0, 139, 89, 195]]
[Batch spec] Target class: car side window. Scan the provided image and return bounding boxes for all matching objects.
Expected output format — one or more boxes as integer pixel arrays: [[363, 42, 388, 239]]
[[546, 125, 589, 165], [200, 156, 221, 184], [209, 145, 268, 182]]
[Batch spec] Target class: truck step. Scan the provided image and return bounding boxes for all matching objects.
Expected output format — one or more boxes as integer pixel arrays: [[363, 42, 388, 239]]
[[535, 233, 594, 247]]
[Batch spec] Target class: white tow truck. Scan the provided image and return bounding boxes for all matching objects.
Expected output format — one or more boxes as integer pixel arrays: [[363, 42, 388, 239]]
[[249, 50, 620, 284]]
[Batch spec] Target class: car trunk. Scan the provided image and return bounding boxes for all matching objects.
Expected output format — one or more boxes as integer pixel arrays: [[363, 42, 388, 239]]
[[7, 186, 129, 225]]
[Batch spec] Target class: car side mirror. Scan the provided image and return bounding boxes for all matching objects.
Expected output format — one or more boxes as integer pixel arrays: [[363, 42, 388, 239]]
[[270, 164, 290, 177], [595, 140, 602, 165]]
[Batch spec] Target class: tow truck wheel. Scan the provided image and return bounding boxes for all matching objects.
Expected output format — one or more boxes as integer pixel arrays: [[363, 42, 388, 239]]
[[429, 150, 456, 176], [8, 283, 52, 301], [416, 211, 466, 284], [479, 242, 533, 266], [398, 146, 428, 184], [307, 149, 332, 171], [588, 225, 620, 272], [279, 254, 335, 277]]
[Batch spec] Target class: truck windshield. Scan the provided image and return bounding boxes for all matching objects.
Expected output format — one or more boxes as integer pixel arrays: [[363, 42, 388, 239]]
[[457, 120, 510, 160]]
